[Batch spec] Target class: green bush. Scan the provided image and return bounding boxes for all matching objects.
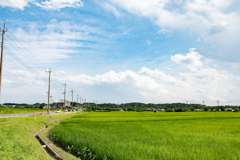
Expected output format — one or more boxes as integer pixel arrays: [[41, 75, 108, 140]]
[[174, 107, 186, 112], [166, 108, 173, 112], [234, 108, 239, 112]]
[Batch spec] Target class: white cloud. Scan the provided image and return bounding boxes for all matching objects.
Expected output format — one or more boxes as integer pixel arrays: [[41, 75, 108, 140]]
[[5, 20, 104, 64], [95, 0, 122, 17], [34, 0, 83, 10], [146, 40, 151, 45], [0, 0, 34, 10], [157, 29, 172, 34], [138, 67, 186, 87], [171, 48, 203, 71], [0, 0, 83, 10], [105, 0, 240, 62], [3, 61, 240, 105]]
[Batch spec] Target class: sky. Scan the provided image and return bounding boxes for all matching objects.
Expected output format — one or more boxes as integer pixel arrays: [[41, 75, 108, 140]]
[[0, 0, 239, 106]]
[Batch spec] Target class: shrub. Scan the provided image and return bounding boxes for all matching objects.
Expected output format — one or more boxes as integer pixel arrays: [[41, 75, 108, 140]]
[[174, 107, 186, 112], [166, 108, 173, 112], [189, 106, 195, 111], [233, 108, 239, 112]]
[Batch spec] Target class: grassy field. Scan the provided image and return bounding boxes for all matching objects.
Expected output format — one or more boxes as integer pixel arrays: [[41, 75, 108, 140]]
[[0, 106, 54, 114], [49, 112, 240, 160], [0, 112, 81, 160]]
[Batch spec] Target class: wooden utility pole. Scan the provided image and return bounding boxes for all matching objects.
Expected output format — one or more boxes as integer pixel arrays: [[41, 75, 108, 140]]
[[50, 96, 52, 108], [45, 68, 52, 114], [71, 90, 74, 108], [77, 94, 79, 108], [0, 23, 7, 101], [62, 82, 66, 109]]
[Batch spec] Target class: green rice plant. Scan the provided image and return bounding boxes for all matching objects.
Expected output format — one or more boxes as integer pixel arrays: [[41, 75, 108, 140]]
[[50, 112, 240, 160]]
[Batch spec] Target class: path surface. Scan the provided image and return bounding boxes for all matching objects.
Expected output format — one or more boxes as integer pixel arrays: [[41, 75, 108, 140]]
[[0, 112, 61, 118]]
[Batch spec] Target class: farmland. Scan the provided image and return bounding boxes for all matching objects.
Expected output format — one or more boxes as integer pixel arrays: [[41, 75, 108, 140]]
[[49, 112, 240, 160]]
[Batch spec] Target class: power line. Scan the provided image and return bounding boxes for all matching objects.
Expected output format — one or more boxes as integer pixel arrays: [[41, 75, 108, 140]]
[[6, 32, 46, 69], [5, 46, 35, 72], [4, 29, 65, 92], [5, 34, 45, 70]]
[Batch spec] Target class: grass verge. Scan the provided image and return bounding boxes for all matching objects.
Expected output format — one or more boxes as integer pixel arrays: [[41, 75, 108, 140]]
[[0, 112, 82, 160], [38, 126, 78, 160], [0, 106, 55, 114]]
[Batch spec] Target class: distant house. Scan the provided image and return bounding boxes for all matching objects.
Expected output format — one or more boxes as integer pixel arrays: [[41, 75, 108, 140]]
[[225, 108, 233, 111], [43, 105, 51, 109], [78, 108, 83, 111], [195, 109, 200, 111], [57, 99, 71, 108], [8, 105, 16, 108], [160, 109, 165, 111]]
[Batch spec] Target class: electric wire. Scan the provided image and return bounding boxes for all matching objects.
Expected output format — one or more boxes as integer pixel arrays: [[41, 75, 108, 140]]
[[5, 34, 45, 70], [4, 31, 66, 93]]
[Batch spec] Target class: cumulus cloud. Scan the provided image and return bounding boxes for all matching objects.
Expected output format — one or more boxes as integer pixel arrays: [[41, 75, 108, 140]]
[[3, 61, 239, 104], [171, 48, 203, 71]]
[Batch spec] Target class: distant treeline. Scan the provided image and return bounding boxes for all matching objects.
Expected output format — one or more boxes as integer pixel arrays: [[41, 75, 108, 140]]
[[3, 103, 29, 107], [3, 102, 240, 112], [79, 102, 240, 112]]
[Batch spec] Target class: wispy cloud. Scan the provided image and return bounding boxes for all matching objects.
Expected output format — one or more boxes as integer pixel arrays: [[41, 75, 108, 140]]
[[105, 0, 240, 62], [95, 0, 122, 17], [5, 19, 105, 64], [0, 0, 84, 10], [34, 0, 84, 11]]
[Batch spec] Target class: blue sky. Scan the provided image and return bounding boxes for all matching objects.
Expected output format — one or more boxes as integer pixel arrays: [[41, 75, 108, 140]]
[[0, 0, 240, 106]]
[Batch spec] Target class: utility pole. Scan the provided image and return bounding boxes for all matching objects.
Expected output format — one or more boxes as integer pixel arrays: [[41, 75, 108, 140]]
[[0, 23, 7, 101], [45, 68, 52, 114], [77, 94, 79, 108], [71, 90, 74, 108], [203, 101, 205, 105], [217, 100, 219, 106], [94, 100, 95, 111], [50, 96, 52, 108], [62, 83, 67, 109]]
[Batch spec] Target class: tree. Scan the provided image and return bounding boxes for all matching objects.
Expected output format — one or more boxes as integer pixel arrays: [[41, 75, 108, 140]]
[[39, 103, 46, 109], [234, 108, 239, 112], [128, 107, 133, 111], [106, 107, 112, 112], [122, 107, 127, 111], [203, 107, 209, 111], [174, 107, 185, 112], [189, 106, 195, 111]]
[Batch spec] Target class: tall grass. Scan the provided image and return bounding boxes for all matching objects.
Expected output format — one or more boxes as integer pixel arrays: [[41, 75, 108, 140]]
[[0, 112, 80, 159], [50, 112, 240, 160], [0, 106, 52, 114]]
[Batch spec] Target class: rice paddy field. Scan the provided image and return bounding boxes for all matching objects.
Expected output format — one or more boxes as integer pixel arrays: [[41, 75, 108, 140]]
[[49, 112, 240, 160]]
